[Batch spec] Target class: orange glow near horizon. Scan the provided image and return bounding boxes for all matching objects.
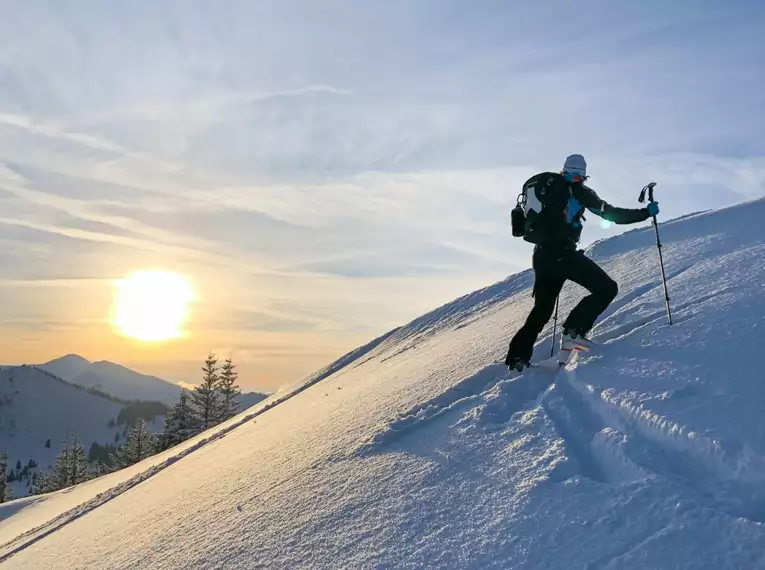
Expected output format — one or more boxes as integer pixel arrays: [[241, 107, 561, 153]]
[[110, 270, 196, 342]]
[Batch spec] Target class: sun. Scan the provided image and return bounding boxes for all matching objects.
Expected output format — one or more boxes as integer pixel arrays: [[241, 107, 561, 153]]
[[111, 270, 196, 342]]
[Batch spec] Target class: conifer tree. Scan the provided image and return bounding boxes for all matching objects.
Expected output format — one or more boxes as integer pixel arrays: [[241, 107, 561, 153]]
[[110, 418, 157, 469], [159, 391, 199, 450], [216, 357, 241, 423], [191, 352, 220, 430], [44, 433, 90, 493], [67, 433, 90, 486]]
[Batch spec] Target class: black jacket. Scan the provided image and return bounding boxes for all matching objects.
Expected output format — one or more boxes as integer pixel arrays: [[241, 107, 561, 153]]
[[576, 183, 650, 225], [522, 172, 650, 247]]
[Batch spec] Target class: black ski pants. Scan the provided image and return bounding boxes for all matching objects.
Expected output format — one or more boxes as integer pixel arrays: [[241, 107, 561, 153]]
[[505, 245, 618, 364]]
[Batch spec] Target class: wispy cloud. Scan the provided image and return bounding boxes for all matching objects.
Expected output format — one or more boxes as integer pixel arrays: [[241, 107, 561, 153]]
[[0, 113, 133, 155]]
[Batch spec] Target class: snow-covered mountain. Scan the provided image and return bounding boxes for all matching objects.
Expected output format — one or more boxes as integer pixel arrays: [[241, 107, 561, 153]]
[[39, 356, 183, 405], [0, 366, 152, 498], [38, 355, 269, 409], [35, 355, 90, 383], [2, 197, 765, 568]]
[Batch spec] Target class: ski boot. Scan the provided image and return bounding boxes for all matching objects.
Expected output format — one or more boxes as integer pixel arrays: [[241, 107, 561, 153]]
[[560, 328, 595, 354]]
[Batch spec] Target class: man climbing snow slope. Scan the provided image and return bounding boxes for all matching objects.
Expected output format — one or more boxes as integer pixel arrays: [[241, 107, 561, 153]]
[[505, 154, 660, 371]]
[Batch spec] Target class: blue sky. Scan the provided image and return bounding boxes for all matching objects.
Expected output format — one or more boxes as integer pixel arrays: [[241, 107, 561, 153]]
[[0, 1, 764, 389]]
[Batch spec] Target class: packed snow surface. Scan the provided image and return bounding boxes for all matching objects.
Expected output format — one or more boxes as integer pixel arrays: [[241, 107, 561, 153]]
[[2, 198, 765, 569]]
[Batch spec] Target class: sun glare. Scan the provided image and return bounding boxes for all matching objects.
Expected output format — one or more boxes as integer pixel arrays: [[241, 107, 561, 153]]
[[111, 270, 196, 342]]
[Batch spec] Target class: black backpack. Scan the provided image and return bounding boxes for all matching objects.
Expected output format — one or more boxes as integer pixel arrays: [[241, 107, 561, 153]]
[[511, 172, 573, 244]]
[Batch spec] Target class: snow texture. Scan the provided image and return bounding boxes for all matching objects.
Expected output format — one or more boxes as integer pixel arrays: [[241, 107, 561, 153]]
[[2, 197, 765, 569]]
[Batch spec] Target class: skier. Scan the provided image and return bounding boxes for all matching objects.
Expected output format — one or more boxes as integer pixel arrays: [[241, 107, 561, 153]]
[[505, 154, 659, 371]]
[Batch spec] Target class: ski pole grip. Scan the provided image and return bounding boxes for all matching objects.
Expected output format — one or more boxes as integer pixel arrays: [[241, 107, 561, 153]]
[[639, 182, 657, 204]]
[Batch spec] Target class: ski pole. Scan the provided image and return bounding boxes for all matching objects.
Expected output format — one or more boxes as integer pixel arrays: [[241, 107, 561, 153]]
[[550, 294, 560, 356], [639, 182, 672, 325]]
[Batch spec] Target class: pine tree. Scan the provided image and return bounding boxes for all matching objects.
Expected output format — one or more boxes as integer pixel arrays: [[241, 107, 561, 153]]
[[67, 434, 90, 486], [45, 436, 71, 492], [159, 391, 199, 450], [44, 433, 90, 493], [216, 358, 241, 423], [191, 352, 220, 430], [0, 451, 11, 504], [110, 418, 157, 469]]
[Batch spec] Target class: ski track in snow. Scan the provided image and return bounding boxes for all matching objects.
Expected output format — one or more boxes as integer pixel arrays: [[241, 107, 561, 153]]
[[559, 365, 765, 523]]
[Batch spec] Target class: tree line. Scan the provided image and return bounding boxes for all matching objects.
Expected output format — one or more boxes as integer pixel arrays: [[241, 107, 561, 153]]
[[0, 353, 242, 502]]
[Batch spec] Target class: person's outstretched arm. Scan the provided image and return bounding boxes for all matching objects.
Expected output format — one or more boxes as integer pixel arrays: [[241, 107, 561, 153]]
[[576, 184, 652, 225]]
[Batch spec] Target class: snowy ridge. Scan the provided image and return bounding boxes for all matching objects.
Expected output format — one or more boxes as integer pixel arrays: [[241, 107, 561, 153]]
[[304, 269, 535, 388], [2, 197, 765, 569], [296, 326, 402, 388]]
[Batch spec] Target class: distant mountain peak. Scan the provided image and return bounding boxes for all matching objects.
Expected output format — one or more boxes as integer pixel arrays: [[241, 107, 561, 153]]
[[54, 353, 91, 364], [39, 354, 92, 381]]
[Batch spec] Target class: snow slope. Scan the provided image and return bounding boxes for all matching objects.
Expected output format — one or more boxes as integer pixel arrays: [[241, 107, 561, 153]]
[[2, 197, 765, 569]]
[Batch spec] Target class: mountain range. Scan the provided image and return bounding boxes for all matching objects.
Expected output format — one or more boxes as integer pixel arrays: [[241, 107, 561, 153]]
[[38, 354, 185, 405], [37, 354, 269, 410]]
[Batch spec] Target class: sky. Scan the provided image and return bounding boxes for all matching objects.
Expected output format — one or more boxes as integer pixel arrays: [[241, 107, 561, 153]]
[[0, 0, 764, 391]]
